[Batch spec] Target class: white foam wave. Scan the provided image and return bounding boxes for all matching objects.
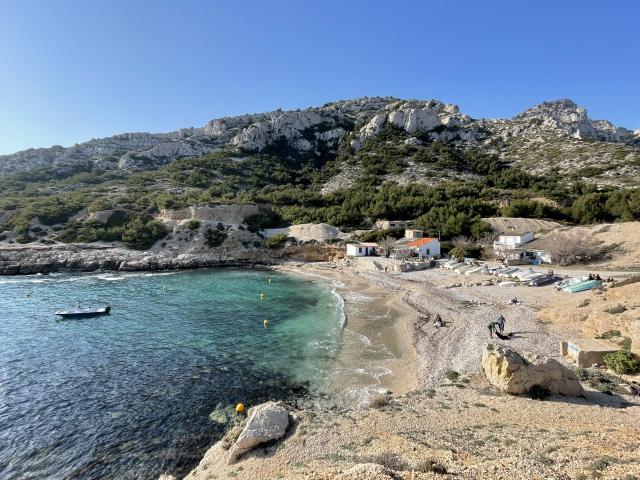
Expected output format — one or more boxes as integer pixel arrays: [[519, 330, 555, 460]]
[[344, 328, 372, 347], [285, 269, 347, 329]]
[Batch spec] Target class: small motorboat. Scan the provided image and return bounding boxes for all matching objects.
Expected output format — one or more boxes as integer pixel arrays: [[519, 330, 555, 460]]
[[54, 305, 111, 318]]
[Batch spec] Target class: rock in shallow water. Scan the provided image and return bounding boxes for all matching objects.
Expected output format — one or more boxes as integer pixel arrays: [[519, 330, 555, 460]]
[[227, 401, 290, 464], [481, 343, 584, 396]]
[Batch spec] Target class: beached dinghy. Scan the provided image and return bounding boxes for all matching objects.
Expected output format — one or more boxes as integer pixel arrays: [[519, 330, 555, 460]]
[[54, 306, 111, 318], [562, 280, 601, 293]]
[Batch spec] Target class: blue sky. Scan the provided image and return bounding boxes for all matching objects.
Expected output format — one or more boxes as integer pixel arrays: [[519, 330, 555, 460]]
[[0, 0, 638, 155]]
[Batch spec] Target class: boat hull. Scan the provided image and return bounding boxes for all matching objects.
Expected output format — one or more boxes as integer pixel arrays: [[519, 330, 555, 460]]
[[55, 306, 111, 318]]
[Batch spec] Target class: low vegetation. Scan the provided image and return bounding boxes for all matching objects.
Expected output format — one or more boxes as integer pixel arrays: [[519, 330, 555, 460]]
[[204, 228, 227, 247], [603, 351, 640, 375], [265, 233, 288, 249], [2, 127, 640, 250]]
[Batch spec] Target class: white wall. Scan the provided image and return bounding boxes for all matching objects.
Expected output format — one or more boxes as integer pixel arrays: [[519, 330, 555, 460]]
[[416, 240, 440, 258], [346, 245, 374, 256], [498, 232, 534, 247]]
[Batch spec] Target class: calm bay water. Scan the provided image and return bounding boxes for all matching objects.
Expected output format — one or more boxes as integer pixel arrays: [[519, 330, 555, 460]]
[[0, 269, 344, 480]]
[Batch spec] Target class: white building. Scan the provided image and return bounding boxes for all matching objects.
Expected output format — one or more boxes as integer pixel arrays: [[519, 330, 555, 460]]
[[374, 219, 412, 231], [346, 242, 378, 257], [404, 229, 424, 239], [496, 232, 534, 248], [393, 237, 440, 259]]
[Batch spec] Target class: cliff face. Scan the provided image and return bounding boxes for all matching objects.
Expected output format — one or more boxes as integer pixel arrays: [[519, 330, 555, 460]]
[[1, 97, 638, 184]]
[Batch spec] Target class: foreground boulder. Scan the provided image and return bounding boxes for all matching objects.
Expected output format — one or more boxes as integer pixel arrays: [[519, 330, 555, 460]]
[[228, 401, 290, 464], [481, 343, 584, 396]]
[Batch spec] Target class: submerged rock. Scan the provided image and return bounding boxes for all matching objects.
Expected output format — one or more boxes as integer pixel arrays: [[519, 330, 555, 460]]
[[227, 401, 290, 464], [481, 343, 584, 396]]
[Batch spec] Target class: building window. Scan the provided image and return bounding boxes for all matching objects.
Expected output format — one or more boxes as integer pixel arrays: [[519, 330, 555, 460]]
[[358, 247, 362, 253], [426, 249, 430, 255]]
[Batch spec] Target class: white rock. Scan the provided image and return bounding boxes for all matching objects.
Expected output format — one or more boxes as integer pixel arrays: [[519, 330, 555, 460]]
[[227, 401, 290, 464]]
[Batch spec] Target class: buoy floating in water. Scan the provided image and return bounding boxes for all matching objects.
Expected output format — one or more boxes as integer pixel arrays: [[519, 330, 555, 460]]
[[263, 319, 269, 328], [268, 277, 272, 284], [235, 403, 245, 414], [260, 292, 266, 301]]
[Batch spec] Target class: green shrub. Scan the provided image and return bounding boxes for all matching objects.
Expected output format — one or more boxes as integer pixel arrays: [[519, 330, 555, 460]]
[[244, 211, 282, 233], [105, 210, 130, 227], [265, 233, 288, 249], [445, 370, 459, 382], [603, 351, 640, 375], [605, 304, 626, 314], [56, 220, 122, 243], [448, 246, 482, 260], [205, 228, 227, 247], [121, 218, 166, 249], [596, 330, 621, 339], [186, 220, 201, 230]]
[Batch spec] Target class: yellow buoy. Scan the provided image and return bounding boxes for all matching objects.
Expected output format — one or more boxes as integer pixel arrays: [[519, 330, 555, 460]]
[[263, 319, 269, 328], [260, 292, 266, 300], [235, 403, 245, 414]]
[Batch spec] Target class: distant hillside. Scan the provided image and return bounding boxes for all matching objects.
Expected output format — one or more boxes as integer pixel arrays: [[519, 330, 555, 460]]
[[1, 97, 639, 250], [1, 97, 639, 185]]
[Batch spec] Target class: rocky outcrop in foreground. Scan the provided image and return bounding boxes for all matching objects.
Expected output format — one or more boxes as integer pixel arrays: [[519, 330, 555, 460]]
[[481, 343, 584, 396], [228, 401, 291, 464]]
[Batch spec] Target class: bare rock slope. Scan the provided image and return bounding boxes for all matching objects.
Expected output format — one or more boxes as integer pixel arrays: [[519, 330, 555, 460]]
[[2, 97, 638, 186]]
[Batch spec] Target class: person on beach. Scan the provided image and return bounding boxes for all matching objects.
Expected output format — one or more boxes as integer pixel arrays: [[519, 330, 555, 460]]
[[496, 315, 506, 333], [434, 314, 444, 328], [487, 321, 498, 338]]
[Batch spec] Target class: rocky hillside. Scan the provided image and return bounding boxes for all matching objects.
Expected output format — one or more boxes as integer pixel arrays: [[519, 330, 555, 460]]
[[2, 97, 639, 186]]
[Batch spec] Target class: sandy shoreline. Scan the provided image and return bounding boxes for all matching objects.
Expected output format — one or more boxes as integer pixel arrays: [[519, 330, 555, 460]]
[[274, 263, 419, 399]]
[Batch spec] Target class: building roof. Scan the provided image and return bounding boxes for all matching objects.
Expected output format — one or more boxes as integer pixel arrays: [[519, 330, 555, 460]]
[[348, 242, 378, 247], [402, 238, 438, 248], [567, 339, 621, 352]]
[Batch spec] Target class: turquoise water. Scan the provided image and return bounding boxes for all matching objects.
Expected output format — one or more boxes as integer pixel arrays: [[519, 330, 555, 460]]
[[0, 269, 344, 480]]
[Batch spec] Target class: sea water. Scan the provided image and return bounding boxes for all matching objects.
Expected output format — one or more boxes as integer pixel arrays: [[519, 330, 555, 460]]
[[0, 269, 344, 479]]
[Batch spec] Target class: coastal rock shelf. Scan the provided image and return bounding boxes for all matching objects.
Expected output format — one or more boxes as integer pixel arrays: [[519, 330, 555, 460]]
[[0, 245, 270, 274], [0, 243, 344, 275]]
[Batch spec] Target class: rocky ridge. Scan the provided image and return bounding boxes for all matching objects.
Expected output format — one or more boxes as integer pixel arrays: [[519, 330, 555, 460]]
[[2, 97, 638, 185]]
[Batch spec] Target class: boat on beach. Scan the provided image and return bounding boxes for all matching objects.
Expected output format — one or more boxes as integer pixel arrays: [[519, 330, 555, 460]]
[[562, 280, 602, 293], [54, 306, 111, 318]]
